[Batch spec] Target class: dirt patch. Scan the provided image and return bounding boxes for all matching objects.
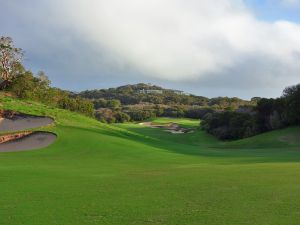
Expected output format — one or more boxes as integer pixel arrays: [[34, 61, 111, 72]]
[[0, 110, 54, 132], [139, 122, 194, 134], [0, 131, 33, 144], [0, 131, 57, 152]]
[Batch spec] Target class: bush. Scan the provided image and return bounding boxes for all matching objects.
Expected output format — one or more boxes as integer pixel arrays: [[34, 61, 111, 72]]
[[202, 83, 300, 140], [202, 112, 257, 140], [95, 108, 130, 123], [9, 71, 94, 117]]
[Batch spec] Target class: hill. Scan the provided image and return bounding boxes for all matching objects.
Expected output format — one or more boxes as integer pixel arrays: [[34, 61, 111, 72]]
[[78, 83, 253, 107], [1, 95, 300, 224], [78, 83, 255, 123]]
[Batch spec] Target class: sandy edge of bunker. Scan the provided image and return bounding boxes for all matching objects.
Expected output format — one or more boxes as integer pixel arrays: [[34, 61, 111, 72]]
[[139, 122, 195, 134], [0, 131, 57, 152], [0, 110, 55, 132], [0, 110, 57, 152]]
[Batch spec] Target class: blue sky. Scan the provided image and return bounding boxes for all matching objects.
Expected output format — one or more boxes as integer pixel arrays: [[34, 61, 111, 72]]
[[245, 0, 300, 23], [1, 0, 300, 99]]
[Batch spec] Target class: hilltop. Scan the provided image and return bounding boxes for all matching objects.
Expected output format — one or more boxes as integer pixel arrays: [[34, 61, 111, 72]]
[[78, 83, 253, 107], [77, 83, 255, 123]]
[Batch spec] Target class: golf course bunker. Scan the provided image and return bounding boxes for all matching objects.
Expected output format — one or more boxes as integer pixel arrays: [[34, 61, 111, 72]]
[[0, 110, 56, 152], [0, 132, 56, 152], [0, 110, 54, 132], [140, 122, 195, 134]]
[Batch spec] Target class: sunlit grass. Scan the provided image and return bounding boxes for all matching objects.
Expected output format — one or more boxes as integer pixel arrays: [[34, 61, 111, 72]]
[[1, 95, 300, 225]]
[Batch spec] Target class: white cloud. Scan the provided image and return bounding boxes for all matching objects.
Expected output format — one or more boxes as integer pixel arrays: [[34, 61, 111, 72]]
[[2, 0, 300, 97], [46, 0, 300, 84]]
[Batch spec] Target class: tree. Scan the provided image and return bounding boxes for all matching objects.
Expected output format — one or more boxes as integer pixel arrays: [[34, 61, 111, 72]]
[[36, 71, 51, 88], [0, 37, 23, 87], [283, 84, 300, 124], [10, 71, 35, 98], [107, 99, 121, 109], [114, 111, 131, 123], [95, 108, 115, 123]]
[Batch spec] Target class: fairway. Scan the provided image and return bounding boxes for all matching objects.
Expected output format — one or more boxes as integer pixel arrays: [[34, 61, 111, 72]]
[[1, 96, 300, 225]]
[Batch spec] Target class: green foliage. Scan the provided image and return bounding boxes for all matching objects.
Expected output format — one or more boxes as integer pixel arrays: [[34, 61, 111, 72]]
[[79, 83, 254, 123], [95, 108, 131, 123], [202, 112, 257, 140], [114, 111, 131, 123], [0, 36, 24, 83], [9, 71, 94, 117], [10, 71, 35, 98], [208, 97, 251, 110], [202, 83, 300, 140], [78, 83, 248, 108], [185, 107, 214, 119], [283, 84, 300, 124], [95, 108, 115, 123], [93, 99, 121, 109], [127, 109, 156, 121], [162, 106, 185, 118], [0, 37, 94, 117]]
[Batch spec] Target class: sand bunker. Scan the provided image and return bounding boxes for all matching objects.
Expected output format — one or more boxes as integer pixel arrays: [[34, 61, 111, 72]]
[[0, 110, 56, 152], [139, 122, 195, 134], [0, 111, 54, 132], [0, 132, 56, 152]]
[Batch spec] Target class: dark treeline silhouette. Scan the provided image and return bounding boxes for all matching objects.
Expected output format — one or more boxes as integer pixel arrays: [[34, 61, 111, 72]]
[[202, 84, 300, 140]]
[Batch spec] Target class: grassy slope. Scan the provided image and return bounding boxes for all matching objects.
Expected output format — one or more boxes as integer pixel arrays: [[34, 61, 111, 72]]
[[1, 95, 300, 225]]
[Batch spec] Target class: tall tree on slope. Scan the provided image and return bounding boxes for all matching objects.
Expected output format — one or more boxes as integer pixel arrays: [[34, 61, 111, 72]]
[[0, 36, 23, 89]]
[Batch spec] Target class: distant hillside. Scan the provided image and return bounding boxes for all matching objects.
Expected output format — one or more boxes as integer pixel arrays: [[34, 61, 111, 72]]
[[77, 83, 256, 123], [78, 83, 253, 108]]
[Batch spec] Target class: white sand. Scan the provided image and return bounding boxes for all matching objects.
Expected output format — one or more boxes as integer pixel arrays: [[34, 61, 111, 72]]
[[0, 132, 56, 152], [0, 116, 54, 132]]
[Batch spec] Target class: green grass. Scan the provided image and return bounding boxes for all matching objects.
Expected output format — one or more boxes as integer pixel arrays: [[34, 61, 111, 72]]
[[1, 95, 300, 225], [146, 117, 200, 128]]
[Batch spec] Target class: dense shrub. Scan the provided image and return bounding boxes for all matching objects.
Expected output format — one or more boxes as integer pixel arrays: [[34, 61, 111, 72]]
[[202, 83, 300, 140], [8, 71, 94, 117], [126, 110, 156, 121], [95, 108, 131, 123], [185, 107, 214, 119], [283, 84, 300, 124], [202, 112, 257, 140]]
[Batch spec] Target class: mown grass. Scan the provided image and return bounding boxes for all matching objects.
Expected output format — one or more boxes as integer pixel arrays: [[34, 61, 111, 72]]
[[1, 95, 300, 225], [146, 117, 200, 128]]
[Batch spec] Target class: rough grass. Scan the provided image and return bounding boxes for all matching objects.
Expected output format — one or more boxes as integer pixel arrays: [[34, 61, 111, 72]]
[[1, 95, 300, 225]]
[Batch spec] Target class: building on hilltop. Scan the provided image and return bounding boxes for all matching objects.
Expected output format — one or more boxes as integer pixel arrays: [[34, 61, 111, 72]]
[[138, 89, 186, 95], [138, 89, 163, 94], [172, 90, 185, 95], [137, 89, 186, 95]]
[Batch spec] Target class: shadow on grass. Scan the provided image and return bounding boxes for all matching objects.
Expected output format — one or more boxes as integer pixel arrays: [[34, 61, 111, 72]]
[[61, 123, 300, 164]]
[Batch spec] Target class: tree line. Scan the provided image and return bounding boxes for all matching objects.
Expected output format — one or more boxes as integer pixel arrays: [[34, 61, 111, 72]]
[[93, 101, 237, 124], [201, 84, 300, 140], [79, 84, 254, 109], [79, 84, 256, 123]]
